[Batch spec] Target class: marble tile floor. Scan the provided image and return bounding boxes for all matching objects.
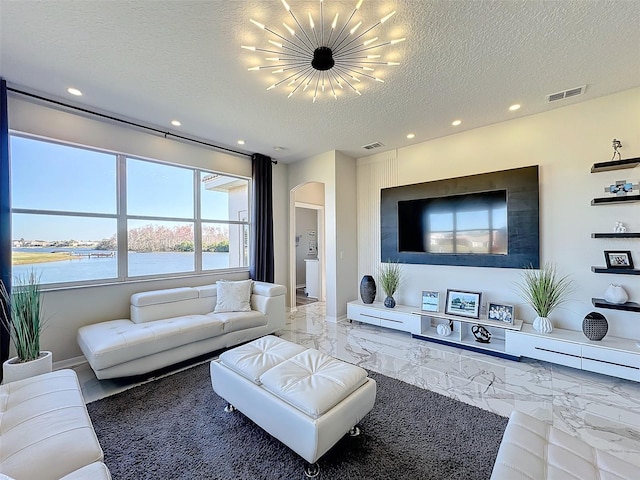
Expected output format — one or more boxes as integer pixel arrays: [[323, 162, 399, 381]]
[[75, 301, 640, 468]]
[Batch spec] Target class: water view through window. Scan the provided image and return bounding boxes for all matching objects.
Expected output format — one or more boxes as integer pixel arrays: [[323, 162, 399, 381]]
[[10, 135, 250, 286]]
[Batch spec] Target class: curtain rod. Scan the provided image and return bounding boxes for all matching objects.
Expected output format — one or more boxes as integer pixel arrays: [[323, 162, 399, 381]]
[[7, 86, 277, 164]]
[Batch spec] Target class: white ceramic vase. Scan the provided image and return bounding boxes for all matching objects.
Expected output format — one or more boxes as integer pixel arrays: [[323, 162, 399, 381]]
[[603, 284, 628, 304], [436, 323, 452, 337], [2, 351, 53, 384], [533, 316, 553, 333]]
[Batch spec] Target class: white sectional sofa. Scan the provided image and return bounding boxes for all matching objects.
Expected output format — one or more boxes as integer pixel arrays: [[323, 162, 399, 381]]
[[491, 411, 636, 479], [78, 280, 286, 379], [0, 369, 111, 480]]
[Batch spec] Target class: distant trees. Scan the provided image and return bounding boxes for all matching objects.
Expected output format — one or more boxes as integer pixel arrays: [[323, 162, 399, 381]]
[[116, 224, 229, 253], [96, 238, 117, 250]]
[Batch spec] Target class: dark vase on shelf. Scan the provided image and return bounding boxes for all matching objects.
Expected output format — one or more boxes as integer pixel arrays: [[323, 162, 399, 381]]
[[582, 311, 608, 341], [360, 275, 376, 304], [384, 295, 396, 308]]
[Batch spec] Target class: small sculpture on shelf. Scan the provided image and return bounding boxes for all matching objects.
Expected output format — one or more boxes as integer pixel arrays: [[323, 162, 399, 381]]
[[471, 324, 491, 343], [603, 284, 628, 304], [605, 181, 637, 197], [611, 139, 622, 161], [614, 221, 627, 233], [436, 322, 452, 337]]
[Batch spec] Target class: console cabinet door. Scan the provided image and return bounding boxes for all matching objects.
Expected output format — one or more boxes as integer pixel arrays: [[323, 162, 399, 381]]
[[582, 345, 640, 382], [347, 304, 381, 326], [505, 332, 582, 368], [379, 310, 415, 332]]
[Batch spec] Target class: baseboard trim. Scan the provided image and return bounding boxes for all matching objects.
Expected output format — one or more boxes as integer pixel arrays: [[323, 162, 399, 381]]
[[325, 314, 347, 324], [54, 355, 87, 370]]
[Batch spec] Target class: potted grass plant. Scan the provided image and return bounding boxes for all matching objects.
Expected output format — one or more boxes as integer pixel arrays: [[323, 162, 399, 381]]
[[516, 263, 573, 333], [1, 271, 52, 383], [378, 261, 402, 308]]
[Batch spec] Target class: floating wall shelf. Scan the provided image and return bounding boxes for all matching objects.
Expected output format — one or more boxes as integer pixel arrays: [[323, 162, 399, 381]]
[[591, 233, 640, 238], [591, 157, 640, 173], [591, 195, 640, 205], [591, 266, 640, 275], [592, 298, 640, 313]]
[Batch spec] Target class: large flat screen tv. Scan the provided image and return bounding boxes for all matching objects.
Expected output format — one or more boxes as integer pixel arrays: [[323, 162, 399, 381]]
[[381, 165, 539, 268]]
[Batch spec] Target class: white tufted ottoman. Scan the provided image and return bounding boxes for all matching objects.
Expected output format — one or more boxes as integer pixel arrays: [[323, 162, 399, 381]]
[[210, 335, 376, 477], [491, 411, 637, 480]]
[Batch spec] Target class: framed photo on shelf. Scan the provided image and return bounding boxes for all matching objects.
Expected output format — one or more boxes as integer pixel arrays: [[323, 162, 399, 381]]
[[421, 291, 439, 312], [444, 289, 481, 319], [604, 250, 634, 269], [488, 303, 514, 325]]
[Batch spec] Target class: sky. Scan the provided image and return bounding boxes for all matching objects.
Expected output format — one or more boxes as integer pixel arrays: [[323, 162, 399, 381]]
[[10, 135, 233, 241]]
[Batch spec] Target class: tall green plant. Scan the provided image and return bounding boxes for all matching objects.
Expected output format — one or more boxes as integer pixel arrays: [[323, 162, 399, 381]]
[[516, 263, 573, 318], [378, 261, 402, 297], [0, 271, 45, 363]]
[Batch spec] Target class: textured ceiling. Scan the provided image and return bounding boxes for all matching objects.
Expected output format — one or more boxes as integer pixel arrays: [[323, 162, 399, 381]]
[[1, 0, 640, 163]]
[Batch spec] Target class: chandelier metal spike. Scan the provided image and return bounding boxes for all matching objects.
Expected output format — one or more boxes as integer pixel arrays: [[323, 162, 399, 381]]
[[242, 0, 405, 101]]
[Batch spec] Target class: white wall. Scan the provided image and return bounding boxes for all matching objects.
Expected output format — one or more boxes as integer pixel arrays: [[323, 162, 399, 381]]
[[295, 182, 324, 206], [8, 94, 289, 363], [357, 87, 640, 340], [8, 95, 248, 177], [335, 151, 358, 316], [271, 162, 289, 288]]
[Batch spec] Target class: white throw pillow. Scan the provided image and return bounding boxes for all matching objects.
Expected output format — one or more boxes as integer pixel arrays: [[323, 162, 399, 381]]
[[214, 279, 253, 313]]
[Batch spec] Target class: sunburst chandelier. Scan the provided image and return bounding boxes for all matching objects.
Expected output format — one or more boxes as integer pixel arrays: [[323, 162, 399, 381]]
[[242, 0, 405, 102]]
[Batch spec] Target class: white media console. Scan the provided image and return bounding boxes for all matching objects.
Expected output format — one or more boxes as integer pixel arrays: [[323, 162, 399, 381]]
[[347, 300, 640, 382]]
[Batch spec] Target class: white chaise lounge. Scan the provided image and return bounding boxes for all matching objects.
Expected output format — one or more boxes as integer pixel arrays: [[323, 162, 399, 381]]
[[210, 335, 377, 477], [78, 280, 286, 379]]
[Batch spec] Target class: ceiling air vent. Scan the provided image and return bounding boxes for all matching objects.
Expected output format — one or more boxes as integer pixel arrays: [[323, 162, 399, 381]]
[[546, 85, 586, 103], [362, 141, 384, 150]]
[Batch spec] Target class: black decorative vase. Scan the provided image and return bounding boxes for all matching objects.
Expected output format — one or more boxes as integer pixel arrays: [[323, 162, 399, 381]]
[[582, 311, 608, 341], [384, 295, 396, 308], [360, 275, 376, 304]]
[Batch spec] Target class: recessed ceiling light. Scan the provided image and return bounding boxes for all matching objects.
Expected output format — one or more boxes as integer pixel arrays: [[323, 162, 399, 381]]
[[273, 146, 285, 151], [237, 140, 245, 145], [406, 133, 415, 139], [451, 119, 462, 126], [67, 87, 82, 96], [509, 104, 521, 111], [171, 120, 181, 127]]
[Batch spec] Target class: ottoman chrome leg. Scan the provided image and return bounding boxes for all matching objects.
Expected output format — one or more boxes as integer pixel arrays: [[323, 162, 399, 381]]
[[304, 462, 320, 478], [349, 425, 361, 437], [224, 403, 236, 413]]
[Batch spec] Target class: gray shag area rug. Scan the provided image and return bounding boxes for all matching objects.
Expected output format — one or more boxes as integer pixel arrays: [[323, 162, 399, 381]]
[[87, 362, 507, 480]]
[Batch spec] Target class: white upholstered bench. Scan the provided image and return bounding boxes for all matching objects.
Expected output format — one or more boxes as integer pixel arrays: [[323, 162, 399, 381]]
[[210, 335, 376, 477], [491, 411, 637, 480]]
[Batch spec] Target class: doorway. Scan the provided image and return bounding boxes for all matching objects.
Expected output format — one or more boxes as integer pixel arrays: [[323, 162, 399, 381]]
[[290, 182, 325, 309]]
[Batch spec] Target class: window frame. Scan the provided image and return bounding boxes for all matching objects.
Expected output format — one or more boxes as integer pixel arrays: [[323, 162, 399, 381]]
[[9, 132, 252, 290]]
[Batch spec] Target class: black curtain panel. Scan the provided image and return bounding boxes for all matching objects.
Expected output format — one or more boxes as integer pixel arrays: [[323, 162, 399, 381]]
[[250, 153, 274, 283], [1, 78, 11, 369]]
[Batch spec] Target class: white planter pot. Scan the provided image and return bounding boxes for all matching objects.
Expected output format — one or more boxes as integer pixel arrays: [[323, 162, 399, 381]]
[[2, 351, 53, 384], [533, 316, 553, 334], [603, 284, 628, 304]]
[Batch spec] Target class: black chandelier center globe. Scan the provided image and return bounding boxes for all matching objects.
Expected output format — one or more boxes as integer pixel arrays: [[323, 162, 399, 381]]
[[311, 46, 335, 71]]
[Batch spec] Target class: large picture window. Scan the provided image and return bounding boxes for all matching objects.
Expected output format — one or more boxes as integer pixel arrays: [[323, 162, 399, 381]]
[[10, 134, 250, 286]]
